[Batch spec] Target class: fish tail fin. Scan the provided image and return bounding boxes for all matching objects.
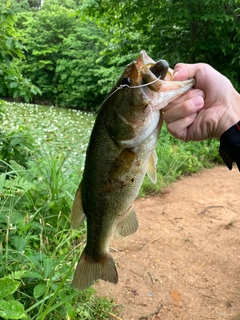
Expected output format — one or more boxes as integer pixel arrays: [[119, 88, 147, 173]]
[[72, 249, 118, 290]]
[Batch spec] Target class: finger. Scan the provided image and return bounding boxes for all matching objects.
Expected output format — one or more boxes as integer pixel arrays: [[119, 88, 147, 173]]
[[163, 89, 205, 112], [163, 96, 204, 124], [172, 63, 206, 81], [173, 63, 222, 95], [166, 113, 198, 141]]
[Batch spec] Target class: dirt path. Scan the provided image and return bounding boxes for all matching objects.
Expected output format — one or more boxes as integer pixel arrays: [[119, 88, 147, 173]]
[[95, 165, 240, 320]]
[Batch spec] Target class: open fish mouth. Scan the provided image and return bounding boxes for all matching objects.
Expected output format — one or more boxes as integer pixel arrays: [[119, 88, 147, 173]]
[[102, 51, 195, 117], [109, 50, 195, 111], [138, 50, 195, 104]]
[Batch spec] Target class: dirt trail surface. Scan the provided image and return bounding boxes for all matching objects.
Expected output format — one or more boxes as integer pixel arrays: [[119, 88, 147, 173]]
[[94, 166, 240, 320]]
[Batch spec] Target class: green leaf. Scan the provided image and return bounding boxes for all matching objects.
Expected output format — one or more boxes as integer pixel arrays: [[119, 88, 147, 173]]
[[43, 257, 56, 279], [9, 137, 22, 146], [0, 300, 27, 319], [22, 271, 44, 280], [0, 174, 6, 193], [9, 271, 27, 280], [0, 278, 20, 299], [11, 236, 27, 252], [6, 37, 13, 49], [33, 282, 47, 299], [9, 82, 18, 89]]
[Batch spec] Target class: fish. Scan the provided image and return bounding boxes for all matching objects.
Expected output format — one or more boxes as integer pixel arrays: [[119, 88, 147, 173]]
[[71, 50, 195, 290]]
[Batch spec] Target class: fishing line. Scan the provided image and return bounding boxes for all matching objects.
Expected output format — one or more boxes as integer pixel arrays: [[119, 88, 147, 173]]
[[100, 75, 162, 107]]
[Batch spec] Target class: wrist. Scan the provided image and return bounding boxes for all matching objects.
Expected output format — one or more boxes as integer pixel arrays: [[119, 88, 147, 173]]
[[216, 90, 240, 138]]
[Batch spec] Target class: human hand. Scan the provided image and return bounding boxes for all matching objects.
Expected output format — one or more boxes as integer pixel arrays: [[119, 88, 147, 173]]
[[163, 63, 240, 141]]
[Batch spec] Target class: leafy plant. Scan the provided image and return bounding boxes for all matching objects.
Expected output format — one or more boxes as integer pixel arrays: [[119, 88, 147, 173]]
[[15, 2, 114, 109], [81, 0, 240, 89], [0, 129, 36, 172], [0, 1, 41, 101], [0, 152, 116, 319], [0, 277, 27, 319]]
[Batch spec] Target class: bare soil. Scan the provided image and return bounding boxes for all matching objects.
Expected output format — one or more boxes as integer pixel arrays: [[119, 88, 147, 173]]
[[94, 165, 240, 320]]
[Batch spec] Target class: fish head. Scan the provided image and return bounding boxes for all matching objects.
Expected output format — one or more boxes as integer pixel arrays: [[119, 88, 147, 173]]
[[116, 50, 195, 110], [103, 50, 195, 147]]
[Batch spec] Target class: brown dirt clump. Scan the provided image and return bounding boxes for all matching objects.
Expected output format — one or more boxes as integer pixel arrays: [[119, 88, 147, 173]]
[[94, 165, 240, 320]]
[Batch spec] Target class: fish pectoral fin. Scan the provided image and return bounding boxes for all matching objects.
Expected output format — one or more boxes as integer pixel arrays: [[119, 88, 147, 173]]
[[72, 249, 118, 290], [71, 182, 86, 229], [116, 206, 138, 237], [147, 150, 158, 184]]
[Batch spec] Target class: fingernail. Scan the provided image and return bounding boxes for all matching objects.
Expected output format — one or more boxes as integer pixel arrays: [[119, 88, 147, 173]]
[[193, 89, 205, 99], [191, 96, 203, 108], [173, 70, 179, 80]]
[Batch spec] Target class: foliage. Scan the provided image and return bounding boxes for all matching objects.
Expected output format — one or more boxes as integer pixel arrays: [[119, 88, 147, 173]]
[[0, 278, 27, 319], [9, 0, 240, 108], [0, 160, 115, 319], [81, 0, 240, 90], [14, 1, 118, 109], [0, 129, 36, 172], [0, 1, 41, 101], [10, 0, 42, 12]]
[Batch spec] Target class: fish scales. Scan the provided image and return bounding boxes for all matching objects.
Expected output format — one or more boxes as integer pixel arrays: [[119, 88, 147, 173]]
[[71, 50, 195, 290]]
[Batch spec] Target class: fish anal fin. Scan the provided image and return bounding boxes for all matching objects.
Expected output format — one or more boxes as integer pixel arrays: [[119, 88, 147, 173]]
[[72, 249, 118, 290], [116, 206, 138, 237], [147, 150, 158, 184], [71, 182, 86, 229]]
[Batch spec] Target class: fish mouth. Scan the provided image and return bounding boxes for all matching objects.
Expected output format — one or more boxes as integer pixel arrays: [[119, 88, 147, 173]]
[[137, 50, 195, 109]]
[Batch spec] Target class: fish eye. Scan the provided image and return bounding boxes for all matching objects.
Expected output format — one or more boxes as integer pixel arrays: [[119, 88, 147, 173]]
[[121, 77, 131, 86]]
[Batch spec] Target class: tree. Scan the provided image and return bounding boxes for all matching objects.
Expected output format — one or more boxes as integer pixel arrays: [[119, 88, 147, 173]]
[[17, 1, 118, 109], [55, 20, 118, 108], [14, 0, 240, 109], [18, 4, 77, 104], [0, 1, 41, 101], [81, 0, 240, 88]]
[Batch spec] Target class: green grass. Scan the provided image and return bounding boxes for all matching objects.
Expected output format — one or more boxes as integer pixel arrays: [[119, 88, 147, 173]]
[[0, 100, 222, 319]]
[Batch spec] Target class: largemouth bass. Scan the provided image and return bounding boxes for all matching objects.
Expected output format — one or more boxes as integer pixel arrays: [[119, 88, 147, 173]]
[[71, 50, 195, 290]]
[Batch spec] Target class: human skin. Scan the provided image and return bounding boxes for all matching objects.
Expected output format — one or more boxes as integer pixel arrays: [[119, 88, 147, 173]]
[[162, 63, 240, 142]]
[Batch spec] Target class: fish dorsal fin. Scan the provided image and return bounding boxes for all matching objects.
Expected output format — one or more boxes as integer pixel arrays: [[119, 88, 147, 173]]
[[116, 206, 138, 237], [71, 182, 86, 229], [147, 150, 158, 184]]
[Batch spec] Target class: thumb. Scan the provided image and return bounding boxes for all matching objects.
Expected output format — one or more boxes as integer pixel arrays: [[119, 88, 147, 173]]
[[173, 63, 203, 81]]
